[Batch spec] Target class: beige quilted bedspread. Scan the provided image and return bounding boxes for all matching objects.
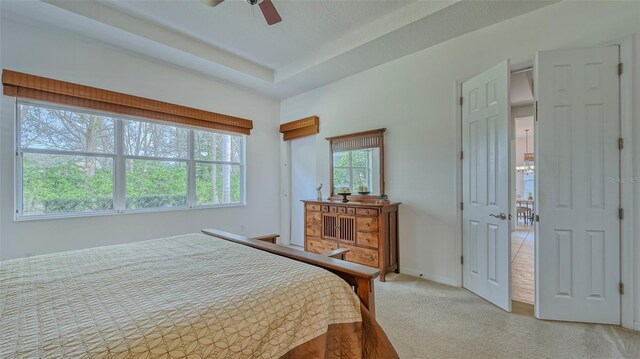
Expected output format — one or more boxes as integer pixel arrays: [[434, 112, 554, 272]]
[[0, 233, 363, 358]]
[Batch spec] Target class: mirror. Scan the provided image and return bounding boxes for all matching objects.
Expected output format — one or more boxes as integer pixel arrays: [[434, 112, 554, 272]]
[[332, 148, 381, 195], [327, 128, 385, 198]]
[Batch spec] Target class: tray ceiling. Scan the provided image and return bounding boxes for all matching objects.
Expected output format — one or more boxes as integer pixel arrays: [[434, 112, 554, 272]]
[[2, 0, 556, 99]]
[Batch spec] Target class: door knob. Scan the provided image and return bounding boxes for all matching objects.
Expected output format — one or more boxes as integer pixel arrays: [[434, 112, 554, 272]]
[[490, 213, 507, 220]]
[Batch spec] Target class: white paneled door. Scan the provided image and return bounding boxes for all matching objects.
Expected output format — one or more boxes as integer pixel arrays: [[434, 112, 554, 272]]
[[290, 136, 317, 247], [535, 46, 620, 324], [462, 60, 512, 312]]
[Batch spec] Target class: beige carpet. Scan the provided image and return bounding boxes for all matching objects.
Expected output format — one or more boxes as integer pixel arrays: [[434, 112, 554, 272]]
[[375, 274, 640, 359]]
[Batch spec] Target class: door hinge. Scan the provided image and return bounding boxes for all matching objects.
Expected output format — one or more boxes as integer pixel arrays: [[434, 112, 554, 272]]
[[619, 208, 624, 220], [460, 151, 464, 160], [460, 202, 464, 211], [618, 138, 624, 150], [619, 282, 624, 295], [461, 256, 464, 265], [535, 214, 540, 222], [618, 63, 623, 76], [535, 101, 539, 121], [459, 96, 463, 106]]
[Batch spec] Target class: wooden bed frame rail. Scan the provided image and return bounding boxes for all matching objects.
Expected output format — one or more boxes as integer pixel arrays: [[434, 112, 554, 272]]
[[201, 229, 380, 316]]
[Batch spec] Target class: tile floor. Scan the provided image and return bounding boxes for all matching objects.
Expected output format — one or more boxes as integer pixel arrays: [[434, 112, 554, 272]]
[[512, 224, 534, 304]]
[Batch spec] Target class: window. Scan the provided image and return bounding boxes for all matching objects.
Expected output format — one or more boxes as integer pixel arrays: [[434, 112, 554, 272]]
[[333, 149, 373, 193], [16, 102, 245, 219], [523, 172, 534, 199]]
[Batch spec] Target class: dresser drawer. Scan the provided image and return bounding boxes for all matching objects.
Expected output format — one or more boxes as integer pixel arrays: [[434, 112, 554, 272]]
[[306, 212, 322, 225], [340, 245, 378, 267], [356, 231, 379, 249], [306, 225, 322, 238], [338, 206, 347, 214], [329, 206, 338, 214], [356, 207, 378, 216], [306, 203, 322, 212], [307, 237, 338, 254], [321, 205, 329, 212], [347, 207, 356, 215], [356, 216, 378, 232]]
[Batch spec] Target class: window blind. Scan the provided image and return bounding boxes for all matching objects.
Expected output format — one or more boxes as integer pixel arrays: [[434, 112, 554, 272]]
[[279, 116, 319, 141], [2, 70, 253, 135]]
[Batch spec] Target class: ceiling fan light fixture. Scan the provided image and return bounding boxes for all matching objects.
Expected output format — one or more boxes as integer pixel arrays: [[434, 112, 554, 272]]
[[201, 0, 282, 25], [202, 0, 225, 7]]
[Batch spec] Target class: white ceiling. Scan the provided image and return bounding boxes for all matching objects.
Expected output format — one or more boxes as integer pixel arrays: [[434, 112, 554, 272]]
[[2, 0, 556, 99], [104, 0, 413, 71]]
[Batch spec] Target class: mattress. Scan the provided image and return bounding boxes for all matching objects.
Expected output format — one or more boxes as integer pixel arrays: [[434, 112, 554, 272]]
[[0, 233, 369, 358]]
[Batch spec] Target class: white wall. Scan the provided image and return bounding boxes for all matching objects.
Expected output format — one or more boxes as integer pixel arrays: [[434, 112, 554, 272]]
[[0, 17, 281, 259], [280, 0, 640, 308]]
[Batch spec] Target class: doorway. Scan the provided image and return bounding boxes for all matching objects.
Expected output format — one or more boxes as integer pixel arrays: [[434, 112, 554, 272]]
[[511, 69, 535, 306], [461, 44, 623, 325]]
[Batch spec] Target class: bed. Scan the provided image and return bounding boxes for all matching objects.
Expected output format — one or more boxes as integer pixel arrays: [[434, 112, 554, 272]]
[[0, 231, 397, 358]]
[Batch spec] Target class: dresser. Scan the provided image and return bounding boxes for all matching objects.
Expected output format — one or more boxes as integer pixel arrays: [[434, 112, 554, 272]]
[[302, 200, 400, 281]]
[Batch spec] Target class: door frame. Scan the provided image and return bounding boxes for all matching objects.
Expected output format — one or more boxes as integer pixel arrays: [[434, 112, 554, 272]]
[[455, 37, 635, 330]]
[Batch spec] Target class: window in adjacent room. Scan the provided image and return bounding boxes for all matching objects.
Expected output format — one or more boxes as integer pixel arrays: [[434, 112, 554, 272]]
[[16, 101, 246, 219]]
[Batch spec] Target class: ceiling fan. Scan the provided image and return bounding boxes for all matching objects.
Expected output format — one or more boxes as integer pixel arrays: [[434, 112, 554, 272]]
[[203, 0, 282, 26]]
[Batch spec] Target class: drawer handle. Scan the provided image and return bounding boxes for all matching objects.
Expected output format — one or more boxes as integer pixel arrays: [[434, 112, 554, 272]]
[[365, 223, 370, 227], [365, 237, 370, 242], [368, 255, 374, 260], [365, 210, 369, 214]]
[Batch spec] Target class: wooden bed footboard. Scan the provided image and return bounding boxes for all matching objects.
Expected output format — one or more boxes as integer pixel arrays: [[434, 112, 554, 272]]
[[202, 229, 380, 316]]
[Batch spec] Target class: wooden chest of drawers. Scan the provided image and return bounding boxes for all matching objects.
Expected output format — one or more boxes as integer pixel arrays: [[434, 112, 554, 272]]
[[302, 200, 400, 281]]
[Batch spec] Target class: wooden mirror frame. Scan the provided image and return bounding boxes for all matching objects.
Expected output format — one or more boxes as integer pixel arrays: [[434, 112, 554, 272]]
[[327, 128, 385, 202]]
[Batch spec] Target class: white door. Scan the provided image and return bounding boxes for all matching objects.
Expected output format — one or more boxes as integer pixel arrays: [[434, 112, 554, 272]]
[[462, 60, 512, 312], [290, 136, 316, 247], [535, 46, 620, 324]]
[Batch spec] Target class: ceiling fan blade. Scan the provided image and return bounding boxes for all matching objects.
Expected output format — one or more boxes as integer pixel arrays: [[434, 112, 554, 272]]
[[202, 0, 224, 7], [259, 0, 282, 25]]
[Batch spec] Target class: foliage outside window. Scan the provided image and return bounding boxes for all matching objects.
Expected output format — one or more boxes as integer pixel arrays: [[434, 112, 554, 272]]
[[332, 149, 372, 193], [17, 102, 245, 219]]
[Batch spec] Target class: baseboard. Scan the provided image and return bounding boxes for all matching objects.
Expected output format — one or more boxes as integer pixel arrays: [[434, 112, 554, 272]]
[[400, 267, 459, 287]]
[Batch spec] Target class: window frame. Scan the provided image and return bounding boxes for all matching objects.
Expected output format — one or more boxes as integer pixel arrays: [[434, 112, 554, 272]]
[[14, 99, 246, 221]]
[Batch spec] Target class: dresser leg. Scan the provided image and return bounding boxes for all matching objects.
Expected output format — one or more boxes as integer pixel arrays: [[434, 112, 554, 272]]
[[380, 271, 386, 282]]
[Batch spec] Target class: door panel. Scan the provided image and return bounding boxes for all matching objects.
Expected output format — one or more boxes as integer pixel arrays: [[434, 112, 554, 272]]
[[322, 213, 338, 240], [462, 60, 511, 312], [535, 46, 620, 324], [337, 215, 356, 244]]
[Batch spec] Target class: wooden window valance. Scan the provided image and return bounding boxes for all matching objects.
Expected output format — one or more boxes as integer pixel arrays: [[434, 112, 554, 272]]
[[326, 128, 385, 152], [2, 70, 253, 135], [279, 116, 319, 141]]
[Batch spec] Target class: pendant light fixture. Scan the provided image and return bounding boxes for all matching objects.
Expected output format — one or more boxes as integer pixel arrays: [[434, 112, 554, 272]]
[[517, 129, 535, 174]]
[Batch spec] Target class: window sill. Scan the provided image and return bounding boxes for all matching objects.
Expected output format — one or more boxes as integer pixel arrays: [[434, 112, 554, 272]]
[[14, 202, 247, 222]]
